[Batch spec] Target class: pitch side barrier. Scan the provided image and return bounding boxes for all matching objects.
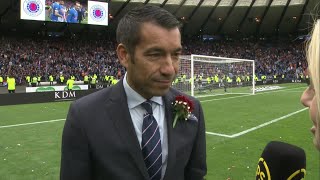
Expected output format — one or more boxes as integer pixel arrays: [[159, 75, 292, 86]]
[[0, 89, 99, 106], [0, 79, 306, 106], [173, 79, 307, 93], [198, 79, 306, 86]]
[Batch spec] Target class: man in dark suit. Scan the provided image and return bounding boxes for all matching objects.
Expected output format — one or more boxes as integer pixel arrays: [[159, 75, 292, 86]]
[[60, 5, 207, 180]]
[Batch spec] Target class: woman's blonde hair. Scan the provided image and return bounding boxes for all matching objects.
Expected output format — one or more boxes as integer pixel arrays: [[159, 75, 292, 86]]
[[306, 19, 320, 122]]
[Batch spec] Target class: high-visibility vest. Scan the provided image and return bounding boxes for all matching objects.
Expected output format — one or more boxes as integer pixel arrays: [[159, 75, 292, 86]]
[[215, 75, 219, 83], [32, 77, 38, 83], [91, 77, 97, 84], [112, 79, 118, 85], [26, 76, 30, 83], [49, 75, 54, 82], [7, 78, 15, 90], [60, 76, 64, 83], [84, 76, 89, 82], [236, 77, 241, 82], [207, 77, 211, 83], [67, 79, 74, 89]]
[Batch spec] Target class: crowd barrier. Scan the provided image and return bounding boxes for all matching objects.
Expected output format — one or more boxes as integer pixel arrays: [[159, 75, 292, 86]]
[[0, 89, 98, 106], [0, 79, 307, 106]]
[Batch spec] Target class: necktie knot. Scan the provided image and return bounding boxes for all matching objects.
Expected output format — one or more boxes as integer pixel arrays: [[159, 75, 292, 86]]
[[141, 100, 153, 115]]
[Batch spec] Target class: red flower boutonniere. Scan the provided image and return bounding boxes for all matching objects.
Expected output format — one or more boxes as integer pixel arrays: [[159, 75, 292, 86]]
[[172, 95, 194, 128]]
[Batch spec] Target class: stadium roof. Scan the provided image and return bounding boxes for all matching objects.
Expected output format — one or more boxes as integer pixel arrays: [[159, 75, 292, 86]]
[[0, 0, 319, 36]]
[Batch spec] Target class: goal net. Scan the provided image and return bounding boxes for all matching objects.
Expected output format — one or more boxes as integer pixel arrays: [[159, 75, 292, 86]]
[[172, 54, 255, 97]]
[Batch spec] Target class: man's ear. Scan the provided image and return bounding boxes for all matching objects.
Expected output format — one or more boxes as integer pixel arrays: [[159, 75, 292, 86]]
[[116, 43, 129, 68]]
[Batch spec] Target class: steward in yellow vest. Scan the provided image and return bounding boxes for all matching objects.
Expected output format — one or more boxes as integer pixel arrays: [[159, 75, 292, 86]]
[[31, 76, 38, 87], [60, 75, 65, 84], [66, 77, 75, 91], [7, 76, 16, 93], [90, 76, 97, 89], [26, 76, 31, 86], [49, 75, 54, 86], [84, 75, 89, 84]]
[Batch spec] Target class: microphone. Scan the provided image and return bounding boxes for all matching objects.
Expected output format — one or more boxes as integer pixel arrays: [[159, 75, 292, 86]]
[[256, 141, 306, 180]]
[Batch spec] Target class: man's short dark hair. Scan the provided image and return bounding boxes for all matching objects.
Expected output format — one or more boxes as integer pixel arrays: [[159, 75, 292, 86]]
[[116, 5, 181, 56]]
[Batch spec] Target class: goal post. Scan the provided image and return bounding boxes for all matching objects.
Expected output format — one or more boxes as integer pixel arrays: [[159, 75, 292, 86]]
[[174, 54, 255, 97]]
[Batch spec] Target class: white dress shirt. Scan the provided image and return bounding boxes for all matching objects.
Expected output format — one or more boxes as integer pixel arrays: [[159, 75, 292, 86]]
[[123, 74, 168, 179]]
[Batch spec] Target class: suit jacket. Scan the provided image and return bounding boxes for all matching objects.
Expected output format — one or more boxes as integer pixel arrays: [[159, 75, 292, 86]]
[[60, 79, 207, 180]]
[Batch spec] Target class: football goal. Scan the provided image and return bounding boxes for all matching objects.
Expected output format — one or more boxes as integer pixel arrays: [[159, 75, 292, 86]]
[[172, 54, 255, 97]]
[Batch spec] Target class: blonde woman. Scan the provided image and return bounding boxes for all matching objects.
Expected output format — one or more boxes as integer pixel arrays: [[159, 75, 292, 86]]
[[301, 19, 320, 151]]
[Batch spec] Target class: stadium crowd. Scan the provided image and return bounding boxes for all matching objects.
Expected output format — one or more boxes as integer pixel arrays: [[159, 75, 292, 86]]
[[0, 36, 307, 85], [0, 37, 123, 85], [183, 39, 306, 80]]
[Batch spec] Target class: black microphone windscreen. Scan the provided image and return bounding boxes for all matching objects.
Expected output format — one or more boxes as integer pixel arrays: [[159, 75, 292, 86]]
[[256, 141, 306, 180]]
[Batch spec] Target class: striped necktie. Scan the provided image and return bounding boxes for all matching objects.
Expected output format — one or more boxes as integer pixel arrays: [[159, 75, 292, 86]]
[[141, 100, 162, 180]]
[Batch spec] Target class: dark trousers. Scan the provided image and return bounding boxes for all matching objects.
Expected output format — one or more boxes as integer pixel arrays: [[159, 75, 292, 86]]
[[8, 90, 15, 93]]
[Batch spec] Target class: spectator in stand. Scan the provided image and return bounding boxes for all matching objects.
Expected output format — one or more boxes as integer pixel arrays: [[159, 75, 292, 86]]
[[0, 36, 307, 87]]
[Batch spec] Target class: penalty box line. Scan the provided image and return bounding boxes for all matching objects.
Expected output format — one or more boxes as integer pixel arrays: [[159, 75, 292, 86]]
[[205, 107, 308, 138]]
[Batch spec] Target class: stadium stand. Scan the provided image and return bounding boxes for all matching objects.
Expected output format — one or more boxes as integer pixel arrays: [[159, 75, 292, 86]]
[[0, 37, 307, 85]]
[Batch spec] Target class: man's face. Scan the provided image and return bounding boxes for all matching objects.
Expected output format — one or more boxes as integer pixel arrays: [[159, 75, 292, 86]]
[[75, 3, 81, 9], [118, 22, 182, 99]]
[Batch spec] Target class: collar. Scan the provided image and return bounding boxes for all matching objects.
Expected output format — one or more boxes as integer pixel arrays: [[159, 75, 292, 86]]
[[123, 73, 163, 109]]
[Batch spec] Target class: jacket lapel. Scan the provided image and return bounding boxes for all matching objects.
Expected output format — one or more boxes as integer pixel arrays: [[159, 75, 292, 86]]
[[163, 89, 177, 180], [107, 80, 149, 180]]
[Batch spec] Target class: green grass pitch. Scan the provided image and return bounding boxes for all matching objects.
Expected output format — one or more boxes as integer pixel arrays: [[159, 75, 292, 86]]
[[0, 83, 319, 179]]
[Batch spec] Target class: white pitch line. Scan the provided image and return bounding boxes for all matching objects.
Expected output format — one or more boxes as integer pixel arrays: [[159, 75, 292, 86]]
[[0, 119, 66, 129], [205, 131, 233, 138], [201, 94, 252, 102], [229, 107, 308, 138], [206, 107, 308, 138]]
